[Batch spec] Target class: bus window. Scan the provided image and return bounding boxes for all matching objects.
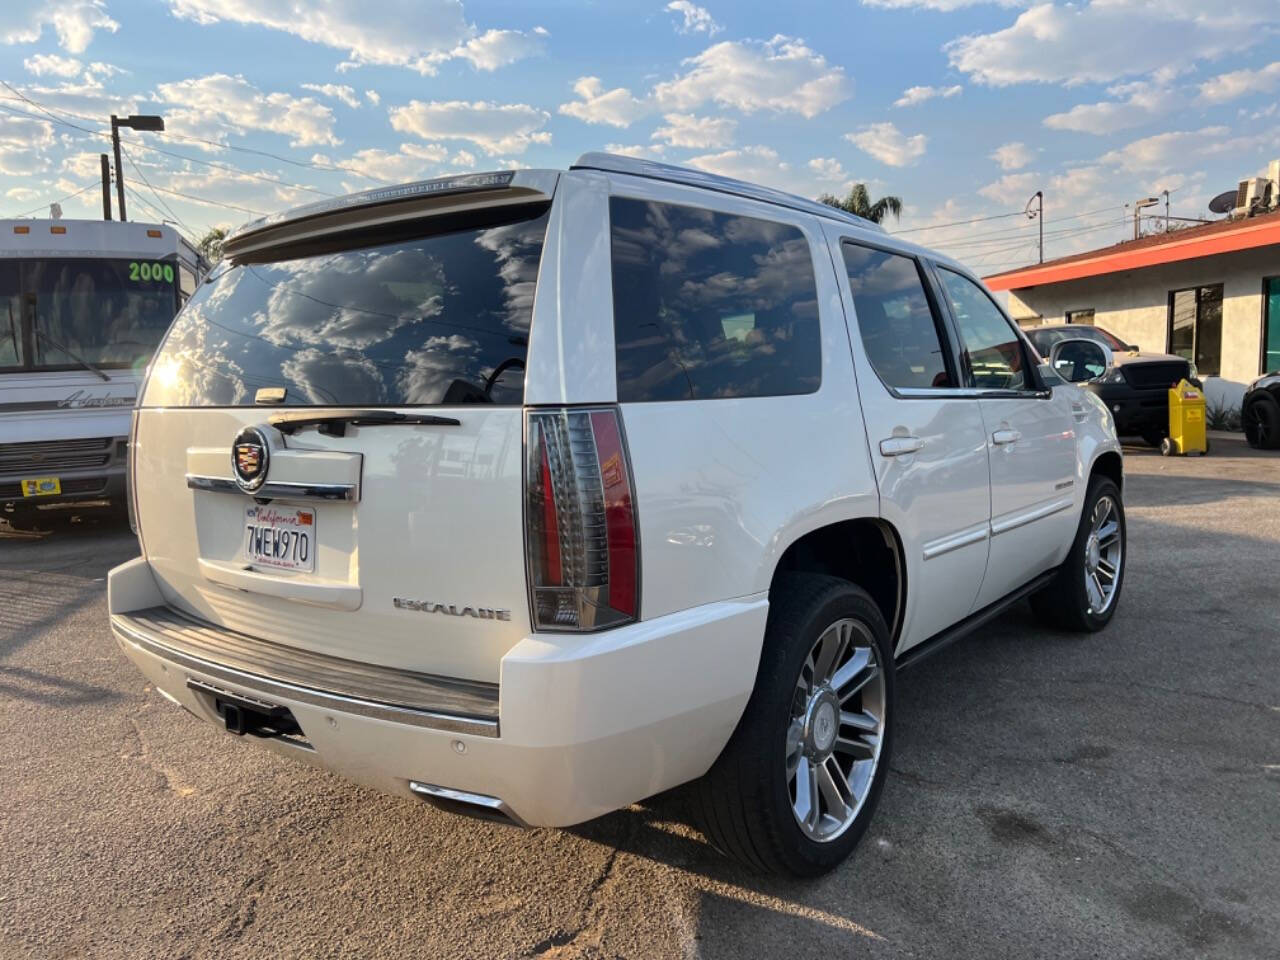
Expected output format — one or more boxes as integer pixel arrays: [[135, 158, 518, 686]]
[[1, 260, 20, 366], [28, 257, 179, 369]]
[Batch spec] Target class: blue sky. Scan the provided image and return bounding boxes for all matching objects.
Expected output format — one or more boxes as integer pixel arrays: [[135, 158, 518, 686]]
[[2, 0, 1278, 275]]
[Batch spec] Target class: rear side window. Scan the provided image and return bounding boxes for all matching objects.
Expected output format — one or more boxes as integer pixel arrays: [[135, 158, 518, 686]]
[[936, 267, 1027, 391], [610, 196, 821, 402], [143, 206, 550, 407], [841, 243, 952, 390]]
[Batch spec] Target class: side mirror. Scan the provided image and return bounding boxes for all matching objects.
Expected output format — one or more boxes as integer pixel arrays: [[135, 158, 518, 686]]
[[1127, 343, 1140, 352], [1048, 338, 1113, 383]]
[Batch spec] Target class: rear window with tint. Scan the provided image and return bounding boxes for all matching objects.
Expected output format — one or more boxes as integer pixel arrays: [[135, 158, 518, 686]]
[[143, 206, 550, 407], [610, 196, 821, 402]]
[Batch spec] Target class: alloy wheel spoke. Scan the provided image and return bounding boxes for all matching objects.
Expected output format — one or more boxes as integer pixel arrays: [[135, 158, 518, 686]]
[[785, 721, 804, 777], [1086, 573, 1104, 611], [816, 758, 852, 824], [1097, 520, 1119, 545], [830, 647, 871, 697], [839, 708, 879, 733], [794, 759, 820, 832], [833, 732, 876, 761], [836, 664, 879, 706], [812, 621, 850, 684]]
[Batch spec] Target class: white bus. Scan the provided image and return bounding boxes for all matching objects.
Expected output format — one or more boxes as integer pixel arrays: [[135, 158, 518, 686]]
[[1, 218, 207, 530]]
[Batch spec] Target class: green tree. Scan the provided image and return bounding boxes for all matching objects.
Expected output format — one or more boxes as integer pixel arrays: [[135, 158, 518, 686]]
[[197, 227, 226, 264], [817, 184, 903, 224]]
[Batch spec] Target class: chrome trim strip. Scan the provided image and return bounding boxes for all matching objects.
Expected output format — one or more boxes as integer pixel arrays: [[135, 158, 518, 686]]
[[409, 781, 527, 827], [922, 524, 989, 561], [186, 474, 357, 502], [112, 607, 499, 737], [990, 496, 1075, 537]]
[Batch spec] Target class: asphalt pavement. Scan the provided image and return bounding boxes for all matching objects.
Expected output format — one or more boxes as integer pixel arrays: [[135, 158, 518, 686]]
[[2, 437, 1277, 959]]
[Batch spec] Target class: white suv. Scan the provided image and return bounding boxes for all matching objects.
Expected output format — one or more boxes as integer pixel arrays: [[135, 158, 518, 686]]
[[108, 155, 1125, 875]]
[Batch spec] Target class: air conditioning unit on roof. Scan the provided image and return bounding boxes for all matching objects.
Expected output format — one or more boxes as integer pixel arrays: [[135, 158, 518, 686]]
[[1235, 176, 1268, 217]]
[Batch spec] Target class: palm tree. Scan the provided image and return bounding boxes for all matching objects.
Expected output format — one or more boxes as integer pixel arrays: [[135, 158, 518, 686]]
[[817, 184, 903, 224]]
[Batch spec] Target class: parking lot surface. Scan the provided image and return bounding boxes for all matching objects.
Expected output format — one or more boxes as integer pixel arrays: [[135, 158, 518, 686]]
[[2, 438, 1277, 959]]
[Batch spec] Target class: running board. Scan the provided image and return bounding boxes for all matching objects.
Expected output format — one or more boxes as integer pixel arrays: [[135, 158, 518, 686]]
[[895, 569, 1057, 672]]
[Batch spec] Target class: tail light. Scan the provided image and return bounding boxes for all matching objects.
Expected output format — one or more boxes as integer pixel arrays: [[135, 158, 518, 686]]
[[127, 408, 142, 547], [525, 407, 639, 631]]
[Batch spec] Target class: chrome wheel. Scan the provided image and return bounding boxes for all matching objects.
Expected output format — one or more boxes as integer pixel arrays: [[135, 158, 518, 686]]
[[1084, 494, 1123, 615], [786, 618, 886, 843], [1247, 403, 1270, 447]]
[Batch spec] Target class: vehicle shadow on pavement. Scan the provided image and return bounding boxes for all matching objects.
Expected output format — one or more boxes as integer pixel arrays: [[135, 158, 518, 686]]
[[0, 663, 123, 707]]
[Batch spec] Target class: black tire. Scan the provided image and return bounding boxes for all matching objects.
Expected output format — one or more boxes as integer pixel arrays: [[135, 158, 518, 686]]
[[693, 574, 895, 876], [1244, 395, 1280, 450], [1160, 437, 1175, 456], [1030, 476, 1126, 632]]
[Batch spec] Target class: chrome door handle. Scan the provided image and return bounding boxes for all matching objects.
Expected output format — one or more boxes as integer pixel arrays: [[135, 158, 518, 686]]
[[991, 428, 1021, 445], [880, 436, 924, 457]]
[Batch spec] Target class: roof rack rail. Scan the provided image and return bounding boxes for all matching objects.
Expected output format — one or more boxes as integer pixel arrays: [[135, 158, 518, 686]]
[[571, 152, 883, 233]]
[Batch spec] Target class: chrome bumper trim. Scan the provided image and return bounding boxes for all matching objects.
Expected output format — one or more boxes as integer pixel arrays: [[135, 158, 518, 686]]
[[409, 781, 526, 827], [185, 474, 357, 502], [112, 606, 499, 737]]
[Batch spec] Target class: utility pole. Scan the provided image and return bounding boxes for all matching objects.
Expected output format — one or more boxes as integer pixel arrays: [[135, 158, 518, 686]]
[[108, 113, 166, 222], [1162, 189, 1170, 233], [99, 153, 112, 221], [1025, 190, 1043, 264]]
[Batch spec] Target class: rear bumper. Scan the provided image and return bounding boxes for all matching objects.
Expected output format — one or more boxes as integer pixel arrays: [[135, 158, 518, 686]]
[[108, 557, 766, 827]]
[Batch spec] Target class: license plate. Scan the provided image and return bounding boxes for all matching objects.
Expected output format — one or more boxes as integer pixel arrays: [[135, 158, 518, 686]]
[[21, 476, 61, 497], [244, 505, 316, 572]]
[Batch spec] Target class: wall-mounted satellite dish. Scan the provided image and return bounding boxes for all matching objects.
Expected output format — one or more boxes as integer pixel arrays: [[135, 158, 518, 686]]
[[1208, 190, 1236, 214]]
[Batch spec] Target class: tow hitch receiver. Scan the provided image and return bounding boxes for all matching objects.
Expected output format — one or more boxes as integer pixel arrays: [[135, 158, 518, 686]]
[[186, 678, 303, 739]]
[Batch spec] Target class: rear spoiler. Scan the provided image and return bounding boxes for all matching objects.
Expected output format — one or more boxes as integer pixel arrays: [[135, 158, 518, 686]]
[[223, 170, 560, 260]]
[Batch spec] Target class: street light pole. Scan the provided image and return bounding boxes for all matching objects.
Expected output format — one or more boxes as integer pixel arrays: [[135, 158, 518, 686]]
[[1025, 190, 1043, 264], [108, 114, 166, 223], [99, 153, 112, 221]]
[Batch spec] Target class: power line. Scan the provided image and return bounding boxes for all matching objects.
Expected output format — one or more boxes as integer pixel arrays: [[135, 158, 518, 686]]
[[938, 214, 1126, 252], [119, 143, 200, 239], [891, 209, 1027, 235], [0, 86, 388, 184], [908, 204, 1121, 247], [139, 181, 267, 216], [4, 181, 99, 218]]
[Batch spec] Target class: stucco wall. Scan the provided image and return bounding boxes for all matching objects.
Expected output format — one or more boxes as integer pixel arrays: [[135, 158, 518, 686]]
[[1006, 247, 1277, 406]]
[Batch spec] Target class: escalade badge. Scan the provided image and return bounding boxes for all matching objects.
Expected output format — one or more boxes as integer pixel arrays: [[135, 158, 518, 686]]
[[231, 426, 270, 493], [393, 598, 512, 621]]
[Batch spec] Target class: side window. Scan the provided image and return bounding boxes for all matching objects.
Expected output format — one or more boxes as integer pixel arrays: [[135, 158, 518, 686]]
[[936, 267, 1028, 391], [841, 243, 953, 390], [610, 196, 821, 402]]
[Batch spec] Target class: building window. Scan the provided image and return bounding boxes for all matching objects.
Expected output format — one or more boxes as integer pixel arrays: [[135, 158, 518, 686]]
[[1065, 309, 1094, 325], [1168, 284, 1223, 377], [1264, 277, 1280, 374]]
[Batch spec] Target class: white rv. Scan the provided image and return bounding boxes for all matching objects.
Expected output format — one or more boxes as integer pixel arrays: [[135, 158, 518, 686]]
[[1, 218, 205, 529]]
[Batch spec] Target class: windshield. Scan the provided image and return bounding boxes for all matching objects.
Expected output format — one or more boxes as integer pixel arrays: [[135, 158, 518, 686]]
[[143, 205, 550, 408], [1027, 325, 1127, 357], [1, 256, 180, 371]]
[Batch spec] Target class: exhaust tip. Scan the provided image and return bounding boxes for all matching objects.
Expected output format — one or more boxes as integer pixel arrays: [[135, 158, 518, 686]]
[[409, 781, 527, 828]]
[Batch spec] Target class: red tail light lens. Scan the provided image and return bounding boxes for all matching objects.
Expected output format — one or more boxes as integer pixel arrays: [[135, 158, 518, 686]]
[[525, 407, 639, 631]]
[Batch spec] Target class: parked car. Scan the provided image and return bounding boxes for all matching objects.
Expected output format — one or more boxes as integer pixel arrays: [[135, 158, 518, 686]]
[[107, 155, 1125, 876], [1243, 371, 1280, 449], [1026, 324, 1195, 447]]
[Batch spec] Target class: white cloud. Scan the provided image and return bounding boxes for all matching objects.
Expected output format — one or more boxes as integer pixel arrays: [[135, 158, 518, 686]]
[[686, 145, 855, 198], [557, 77, 649, 128], [846, 123, 926, 167], [390, 100, 551, 155], [1198, 61, 1280, 103], [157, 74, 340, 147], [301, 83, 361, 108], [12, 78, 137, 118], [863, 0, 1021, 9], [603, 143, 667, 159], [990, 141, 1033, 171], [23, 53, 83, 78], [334, 142, 451, 184], [365, 89, 381, 106], [1043, 81, 1178, 134], [651, 112, 735, 148], [977, 171, 1039, 204], [168, 0, 544, 74], [807, 157, 848, 182], [0, 113, 56, 175], [163, 108, 236, 151], [946, 1, 1269, 87], [654, 36, 850, 118], [1098, 127, 1229, 173], [1, 0, 118, 53], [666, 1, 721, 35], [450, 27, 548, 71], [893, 84, 962, 107], [452, 149, 476, 168]]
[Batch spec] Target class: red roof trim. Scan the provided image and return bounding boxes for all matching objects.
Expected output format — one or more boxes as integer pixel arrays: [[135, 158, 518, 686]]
[[984, 215, 1280, 291]]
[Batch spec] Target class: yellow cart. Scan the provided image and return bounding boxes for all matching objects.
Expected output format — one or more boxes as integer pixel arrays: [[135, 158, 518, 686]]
[[1161, 379, 1208, 456]]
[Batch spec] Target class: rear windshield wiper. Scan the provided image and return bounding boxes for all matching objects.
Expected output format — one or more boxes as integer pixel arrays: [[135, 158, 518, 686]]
[[269, 410, 461, 437]]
